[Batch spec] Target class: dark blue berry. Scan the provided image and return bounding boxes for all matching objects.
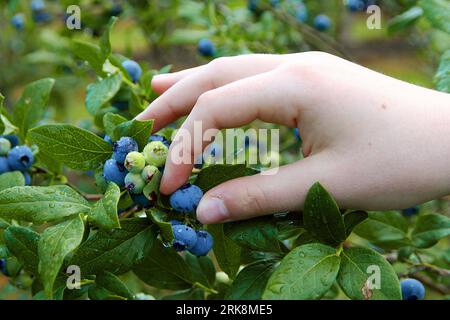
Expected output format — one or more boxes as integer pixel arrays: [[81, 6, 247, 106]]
[[188, 230, 214, 256], [122, 60, 142, 83], [170, 184, 204, 214], [172, 225, 198, 251], [314, 14, 331, 31], [401, 278, 425, 300], [197, 39, 216, 57], [7, 145, 34, 171], [0, 157, 10, 174], [103, 159, 127, 187], [1, 135, 20, 148], [113, 137, 138, 164]]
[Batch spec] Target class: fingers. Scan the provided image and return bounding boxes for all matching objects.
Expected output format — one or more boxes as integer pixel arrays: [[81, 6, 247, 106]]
[[196, 153, 338, 223], [136, 54, 287, 131], [151, 66, 204, 94], [160, 69, 300, 194]]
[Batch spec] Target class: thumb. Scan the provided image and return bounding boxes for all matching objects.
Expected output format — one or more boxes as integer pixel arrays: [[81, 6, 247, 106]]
[[196, 154, 338, 224]]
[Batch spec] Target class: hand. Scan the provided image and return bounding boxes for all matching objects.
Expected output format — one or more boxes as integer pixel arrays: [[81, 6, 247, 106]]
[[137, 52, 450, 224]]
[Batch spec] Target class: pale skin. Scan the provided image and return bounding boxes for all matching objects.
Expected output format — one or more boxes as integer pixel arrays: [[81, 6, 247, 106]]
[[136, 52, 450, 224]]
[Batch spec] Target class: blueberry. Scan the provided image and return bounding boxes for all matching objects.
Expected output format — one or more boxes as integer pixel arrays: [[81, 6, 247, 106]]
[[169, 184, 204, 214], [346, 0, 365, 12], [402, 206, 419, 217], [32, 11, 51, 23], [295, 4, 308, 22], [31, 0, 45, 11], [141, 165, 158, 183], [0, 258, 7, 276], [188, 230, 214, 256], [113, 137, 138, 164], [293, 128, 302, 143], [143, 141, 169, 167], [401, 278, 425, 300], [148, 135, 170, 148], [103, 159, 127, 187], [104, 135, 113, 145], [170, 220, 183, 226], [313, 14, 331, 31], [7, 145, 34, 171], [172, 225, 198, 251], [0, 138, 11, 156], [122, 60, 142, 83], [110, 3, 123, 17], [22, 172, 31, 185], [1, 135, 20, 148], [131, 194, 152, 208], [124, 172, 146, 194], [197, 39, 216, 57], [0, 157, 10, 174], [11, 14, 25, 30], [124, 151, 145, 173]]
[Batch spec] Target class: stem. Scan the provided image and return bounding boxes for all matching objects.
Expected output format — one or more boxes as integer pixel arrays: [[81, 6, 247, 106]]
[[193, 282, 219, 295]]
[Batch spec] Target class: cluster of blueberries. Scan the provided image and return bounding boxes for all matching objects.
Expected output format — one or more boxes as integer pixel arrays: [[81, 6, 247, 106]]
[[0, 135, 33, 185], [11, 0, 52, 30], [170, 221, 214, 257]]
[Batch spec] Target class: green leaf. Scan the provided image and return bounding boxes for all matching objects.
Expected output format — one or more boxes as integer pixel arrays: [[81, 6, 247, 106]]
[[70, 218, 156, 275], [435, 50, 450, 93], [208, 224, 241, 279], [343, 210, 368, 237], [72, 40, 105, 75], [195, 164, 258, 192], [303, 182, 346, 246], [226, 260, 277, 300], [353, 211, 410, 249], [89, 183, 121, 230], [263, 243, 340, 300], [4, 226, 40, 275], [103, 112, 127, 141], [0, 93, 4, 134], [411, 214, 450, 248], [387, 7, 423, 34], [38, 214, 85, 299], [0, 114, 18, 135], [419, 0, 450, 33], [13, 78, 54, 139], [95, 271, 134, 300], [0, 171, 25, 192], [28, 124, 112, 170], [148, 208, 173, 242], [85, 73, 122, 116], [337, 247, 401, 300], [133, 240, 193, 290], [224, 216, 282, 253], [100, 17, 117, 59], [185, 253, 216, 289], [113, 119, 154, 150], [0, 185, 90, 223]]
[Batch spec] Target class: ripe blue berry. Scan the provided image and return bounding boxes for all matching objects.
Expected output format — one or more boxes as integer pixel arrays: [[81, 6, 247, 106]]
[[113, 137, 138, 164], [402, 206, 419, 217], [346, 0, 365, 12], [11, 14, 25, 30], [148, 135, 170, 148], [141, 165, 158, 183], [7, 145, 34, 171], [31, 0, 45, 11], [0, 138, 11, 156], [32, 11, 51, 23], [172, 225, 198, 251], [104, 135, 113, 145], [131, 194, 152, 208], [110, 4, 123, 17], [124, 151, 145, 173], [0, 157, 10, 174], [197, 39, 216, 57], [122, 60, 142, 83], [0, 258, 7, 276], [295, 4, 308, 22], [22, 172, 31, 185], [1, 135, 20, 148], [188, 230, 214, 256], [124, 172, 146, 194], [314, 14, 331, 31], [401, 278, 425, 300], [143, 141, 169, 167], [103, 159, 127, 186], [169, 184, 204, 213], [293, 128, 302, 143]]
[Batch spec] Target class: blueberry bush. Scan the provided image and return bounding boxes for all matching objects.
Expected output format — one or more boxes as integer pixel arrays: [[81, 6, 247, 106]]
[[0, 0, 449, 300]]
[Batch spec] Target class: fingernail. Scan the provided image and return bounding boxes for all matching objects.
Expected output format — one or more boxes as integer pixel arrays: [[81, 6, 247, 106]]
[[197, 197, 229, 224]]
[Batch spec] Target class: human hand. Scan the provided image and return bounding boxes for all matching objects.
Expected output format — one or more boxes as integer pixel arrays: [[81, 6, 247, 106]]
[[137, 52, 450, 224]]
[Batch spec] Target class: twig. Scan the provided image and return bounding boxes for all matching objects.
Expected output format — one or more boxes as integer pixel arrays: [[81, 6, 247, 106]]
[[410, 274, 450, 295]]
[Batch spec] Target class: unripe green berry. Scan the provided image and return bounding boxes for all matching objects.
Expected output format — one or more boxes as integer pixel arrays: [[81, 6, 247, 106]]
[[143, 141, 169, 167], [0, 138, 11, 156], [141, 165, 158, 183], [125, 172, 146, 194], [124, 151, 145, 173]]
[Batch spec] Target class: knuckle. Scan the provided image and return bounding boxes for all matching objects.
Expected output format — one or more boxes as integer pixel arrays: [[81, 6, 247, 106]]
[[196, 91, 216, 107], [207, 56, 230, 72], [238, 183, 267, 213]]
